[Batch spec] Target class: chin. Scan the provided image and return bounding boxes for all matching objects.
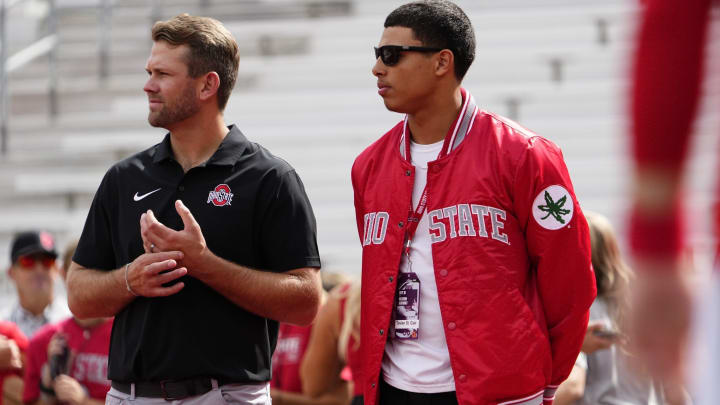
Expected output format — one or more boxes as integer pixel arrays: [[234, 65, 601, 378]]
[[148, 115, 167, 129], [383, 99, 407, 114]]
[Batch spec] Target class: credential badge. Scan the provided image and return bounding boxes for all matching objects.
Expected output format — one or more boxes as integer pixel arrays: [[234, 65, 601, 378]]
[[532, 185, 573, 230]]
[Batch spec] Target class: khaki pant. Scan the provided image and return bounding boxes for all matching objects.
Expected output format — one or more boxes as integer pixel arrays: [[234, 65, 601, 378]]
[[105, 381, 271, 405]]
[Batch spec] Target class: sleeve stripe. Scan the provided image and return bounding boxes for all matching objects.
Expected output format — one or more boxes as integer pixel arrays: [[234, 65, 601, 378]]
[[498, 389, 544, 405]]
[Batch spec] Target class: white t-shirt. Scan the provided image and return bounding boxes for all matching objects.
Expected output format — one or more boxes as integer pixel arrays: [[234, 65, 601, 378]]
[[382, 139, 456, 393]]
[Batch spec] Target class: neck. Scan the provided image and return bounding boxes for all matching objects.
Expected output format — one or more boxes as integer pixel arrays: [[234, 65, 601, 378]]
[[18, 290, 51, 317], [168, 111, 228, 172], [18, 299, 47, 317], [407, 87, 463, 145]]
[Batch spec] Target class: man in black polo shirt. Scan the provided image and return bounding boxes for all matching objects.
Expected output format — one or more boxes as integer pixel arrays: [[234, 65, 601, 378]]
[[65, 14, 322, 404]]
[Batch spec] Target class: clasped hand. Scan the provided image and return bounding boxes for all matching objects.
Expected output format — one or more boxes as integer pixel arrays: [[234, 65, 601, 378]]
[[125, 200, 208, 297]]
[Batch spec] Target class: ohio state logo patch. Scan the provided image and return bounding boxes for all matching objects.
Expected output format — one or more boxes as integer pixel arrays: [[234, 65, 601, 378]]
[[532, 185, 573, 230], [207, 184, 234, 206]]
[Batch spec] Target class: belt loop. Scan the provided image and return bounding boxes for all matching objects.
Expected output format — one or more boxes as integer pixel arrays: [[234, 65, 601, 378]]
[[211, 379, 219, 390], [130, 383, 136, 400]]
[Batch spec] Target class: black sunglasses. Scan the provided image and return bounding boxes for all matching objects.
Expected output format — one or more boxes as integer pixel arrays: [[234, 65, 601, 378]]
[[374, 45, 444, 66]]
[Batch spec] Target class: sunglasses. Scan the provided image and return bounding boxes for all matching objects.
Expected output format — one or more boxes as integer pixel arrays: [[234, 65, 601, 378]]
[[17, 255, 56, 269], [374, 45, 444, 66]]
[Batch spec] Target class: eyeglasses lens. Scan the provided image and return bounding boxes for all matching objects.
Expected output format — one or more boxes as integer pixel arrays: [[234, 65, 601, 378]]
[[18, 255, 55, 269], [374, 47, 400, 66]]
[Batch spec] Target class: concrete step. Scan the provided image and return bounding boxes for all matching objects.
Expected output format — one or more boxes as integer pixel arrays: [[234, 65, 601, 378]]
[[53, 0, 353, 26]]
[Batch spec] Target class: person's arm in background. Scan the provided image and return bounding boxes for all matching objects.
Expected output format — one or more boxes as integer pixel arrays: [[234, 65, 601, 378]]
[[629, 0, 712, 385], [554, 362, 586, 405], [300, 288, 346, 398]]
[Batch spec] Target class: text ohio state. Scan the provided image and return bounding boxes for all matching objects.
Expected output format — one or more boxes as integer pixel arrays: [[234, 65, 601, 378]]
[[362, 203, 509, 246]]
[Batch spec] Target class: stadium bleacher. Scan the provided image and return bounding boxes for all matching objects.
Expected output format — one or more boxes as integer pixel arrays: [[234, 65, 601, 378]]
[[1, 0, 718, 305]]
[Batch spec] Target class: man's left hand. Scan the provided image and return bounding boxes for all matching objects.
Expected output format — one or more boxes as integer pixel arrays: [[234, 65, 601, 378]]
[[54, 375, 88, 405], [140, 200, 208, 274]]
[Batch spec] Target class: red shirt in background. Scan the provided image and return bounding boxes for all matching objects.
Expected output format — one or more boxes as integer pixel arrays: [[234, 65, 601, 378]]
[[0, 321, 28, 405], [23, 317, 113, 404], [271, 323, 313, 393]]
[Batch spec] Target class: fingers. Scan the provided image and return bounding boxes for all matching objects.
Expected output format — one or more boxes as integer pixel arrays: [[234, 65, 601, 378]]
[[145, 259, 179, 274], [586, 321, 606, 331], [148, 251, 184, 262], [141, 209, 175, 251], [149, 280, 185, 297], [592, 335, 614, 350], [127, 253, 187, 298], [47, 335, 64, 357], [155, 268, 188, 285], [176, 200, 200, 231], [140, 213, 152, 253], [8, 341, 21, 369]]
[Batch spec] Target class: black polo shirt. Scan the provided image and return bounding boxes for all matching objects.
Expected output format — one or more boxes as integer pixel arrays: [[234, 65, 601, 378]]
[[73, 125, 321, 383]]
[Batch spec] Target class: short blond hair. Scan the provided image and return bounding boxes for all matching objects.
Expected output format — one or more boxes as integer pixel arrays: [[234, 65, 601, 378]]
[[152, 14, 239, 110]]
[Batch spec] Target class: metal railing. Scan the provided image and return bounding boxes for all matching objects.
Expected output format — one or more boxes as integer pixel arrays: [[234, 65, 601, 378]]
[[0, 0, 219, 156], [0, 0, 59, 155]]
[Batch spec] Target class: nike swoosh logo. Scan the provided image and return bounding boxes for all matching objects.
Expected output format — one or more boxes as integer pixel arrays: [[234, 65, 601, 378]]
[[133, 188, 162, 202]]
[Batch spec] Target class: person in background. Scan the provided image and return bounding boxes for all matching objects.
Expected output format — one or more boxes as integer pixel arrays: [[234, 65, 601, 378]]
[[628, 0, 716, 403], [555, 212, 666, 404], [0, 322, 28, 405], [270, 271, 348, 405], [22, 241, 113, 405], [300, 282, 361, 405], [3, 232, 61, 339], [270, 271, 350, 405]]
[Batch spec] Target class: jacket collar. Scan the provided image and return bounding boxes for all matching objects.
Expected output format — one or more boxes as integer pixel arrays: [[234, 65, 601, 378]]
[[399, 88, 479, 160]]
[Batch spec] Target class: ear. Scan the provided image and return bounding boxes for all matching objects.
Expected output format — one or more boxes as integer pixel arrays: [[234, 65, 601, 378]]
[[198, 71, 221, 103], [7, 266, 16, 281], [434, 49, 454, 78]]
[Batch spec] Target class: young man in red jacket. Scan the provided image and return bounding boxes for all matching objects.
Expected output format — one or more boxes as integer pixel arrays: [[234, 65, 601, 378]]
[[351, 1, 596, 404]]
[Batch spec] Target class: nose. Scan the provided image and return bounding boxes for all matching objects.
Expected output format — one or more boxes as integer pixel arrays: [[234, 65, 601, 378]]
[[143, 76, 157, 94], [372, 57, 385, 77]]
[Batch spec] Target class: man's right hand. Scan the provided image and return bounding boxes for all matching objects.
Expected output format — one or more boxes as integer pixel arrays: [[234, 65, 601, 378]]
[[126, 251, 187, 297]]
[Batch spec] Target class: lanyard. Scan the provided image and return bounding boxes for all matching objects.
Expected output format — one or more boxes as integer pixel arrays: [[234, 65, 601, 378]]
[[401, 118, 456, 259], [400, 89, 479, 268], [400, 88, 475, 260]]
